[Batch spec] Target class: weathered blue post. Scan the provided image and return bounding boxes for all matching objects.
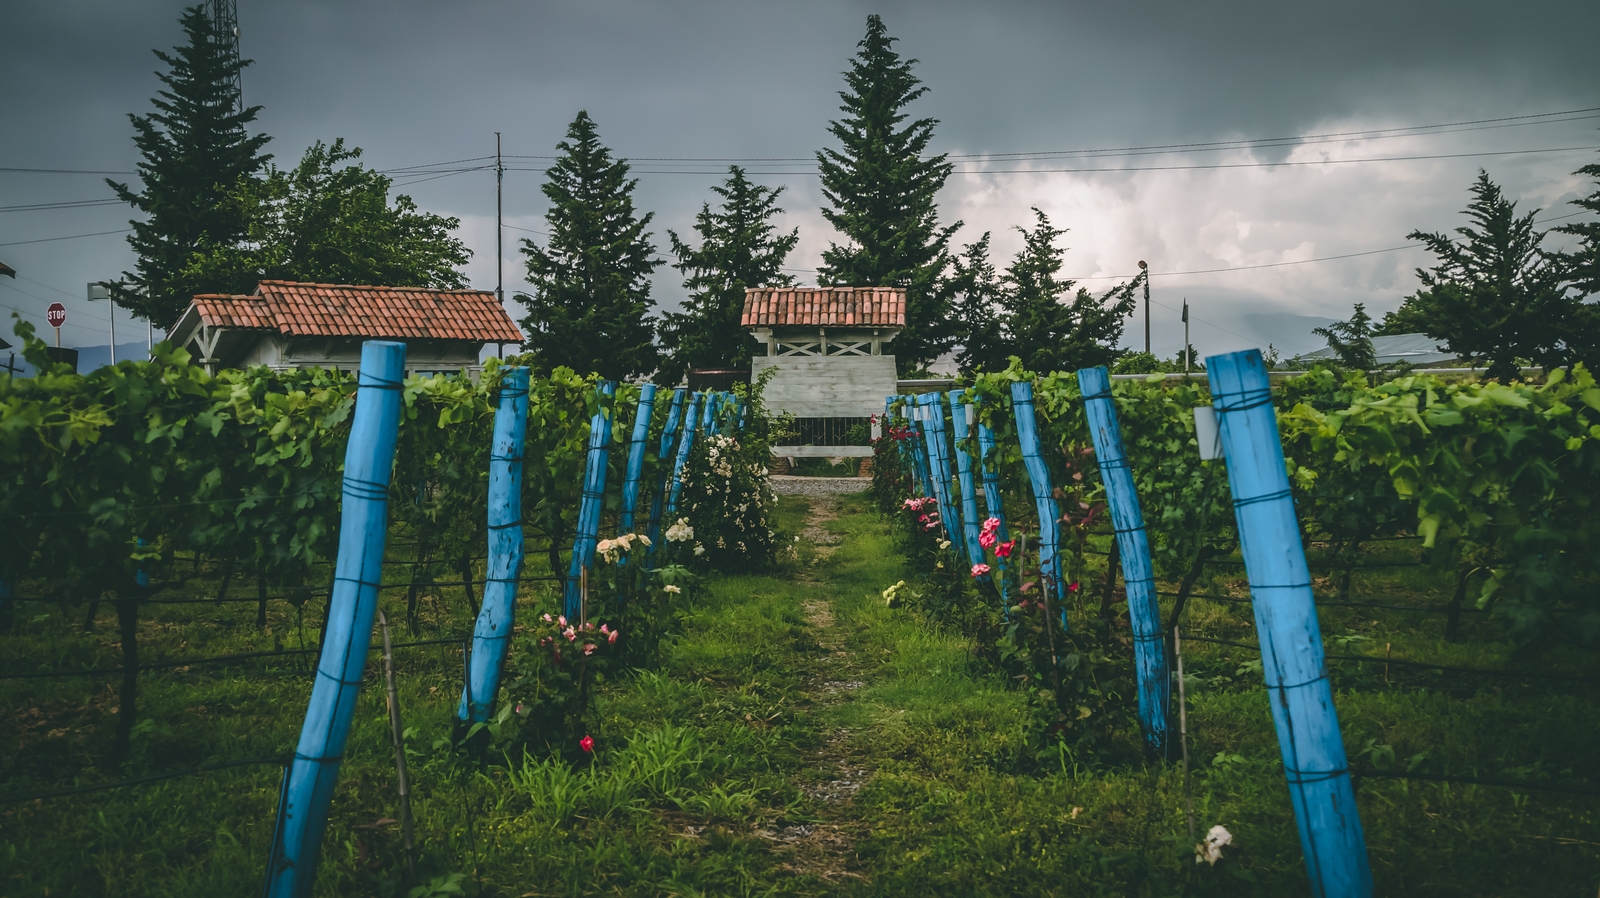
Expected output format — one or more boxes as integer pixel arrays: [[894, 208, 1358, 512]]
[[618, 384, 657, 534], [564, 381, 615, 620], [947, 390, 985, 570], [666, 392, 702, 516], [1010, 381, 1063, 603], [457, 366, 529, 726], [1078, 366, 1171, 760], [1208, 349, 1372, 898], [906, 395, 935, 499], [646, 388, 686, 556], [265, 340, 405, 898], [916, 393, 962, 556]]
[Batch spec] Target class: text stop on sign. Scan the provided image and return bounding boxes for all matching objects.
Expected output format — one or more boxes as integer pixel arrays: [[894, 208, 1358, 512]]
[[47, 302, 66, 328]]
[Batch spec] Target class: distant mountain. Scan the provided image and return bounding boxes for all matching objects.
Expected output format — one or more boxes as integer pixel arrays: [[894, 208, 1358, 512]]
[[3, 341, 154, 376]]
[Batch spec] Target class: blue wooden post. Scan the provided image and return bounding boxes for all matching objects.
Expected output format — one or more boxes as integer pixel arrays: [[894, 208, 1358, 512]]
[[916, 394, 961, 555], [974, 394, 1011, 606], [1208, 349, 1372, 898], [666, 392, 703, 517], [564, 381, 615, 621], [947, 390, 985, 571], [457, 366, 529, 726], [646, 388, 686, 556], [265, 340, 405, 898], [1078, 366, 1171, 760], [906, 395, 935, 499], [1010, 381, 1064, 604], [618, 384, 657, 534]]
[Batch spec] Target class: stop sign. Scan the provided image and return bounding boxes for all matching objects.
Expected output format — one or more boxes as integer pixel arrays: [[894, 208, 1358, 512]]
[[46, 302, 66, 328]]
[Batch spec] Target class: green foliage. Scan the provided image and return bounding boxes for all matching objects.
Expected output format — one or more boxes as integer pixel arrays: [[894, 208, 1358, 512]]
[[950, 233, 1010, 374], [107, 4, 273, 328], [516, 111, 662, 381], [1551, 156, 1600, 297], [659, 166, 799, 386], [1379, 170, 1580, 381], [675, 432, 778, 571], [816, 14, 960, 372], [184, 139, 472, 293]]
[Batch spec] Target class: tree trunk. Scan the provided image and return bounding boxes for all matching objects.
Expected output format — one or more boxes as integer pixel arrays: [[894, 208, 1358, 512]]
[[215, 557, 235, 605], [459, 557, 478, 618]]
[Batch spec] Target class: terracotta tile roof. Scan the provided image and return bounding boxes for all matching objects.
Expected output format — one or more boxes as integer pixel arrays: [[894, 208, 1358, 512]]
[[741, 287, 905, 328], [189, 281, 523, 342]]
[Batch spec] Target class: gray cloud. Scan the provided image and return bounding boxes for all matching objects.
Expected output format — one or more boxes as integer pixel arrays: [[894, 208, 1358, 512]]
[[3, 0, 1596, 362]]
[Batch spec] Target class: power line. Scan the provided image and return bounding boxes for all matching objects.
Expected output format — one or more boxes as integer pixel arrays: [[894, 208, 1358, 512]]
[[0, 198, 125, 214], [0, 228, 132, 247]]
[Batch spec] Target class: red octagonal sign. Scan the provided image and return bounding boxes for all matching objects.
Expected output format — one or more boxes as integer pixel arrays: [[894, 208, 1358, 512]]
[[46, 302, 66, 328]]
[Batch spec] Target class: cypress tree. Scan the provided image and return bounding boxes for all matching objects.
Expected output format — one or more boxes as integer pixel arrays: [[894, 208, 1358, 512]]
[[1003, 208, 1138, 373], [658, 166, 799, 386], [108, 4, 272, 328], [1552, 157, 1599, 297], [816, 14, 960, 372], [516, 111, 662, 380]]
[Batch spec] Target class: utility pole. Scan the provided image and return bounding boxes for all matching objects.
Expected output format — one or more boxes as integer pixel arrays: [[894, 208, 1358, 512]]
[[1138, 260, 1150, 355], [1182, 298, 1190, 376], [496, 131, 504, 361], [88, 282, 114, 365]]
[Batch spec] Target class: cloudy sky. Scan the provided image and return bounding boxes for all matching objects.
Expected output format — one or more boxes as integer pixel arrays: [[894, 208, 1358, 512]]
[[3, 0, 1597, 366]]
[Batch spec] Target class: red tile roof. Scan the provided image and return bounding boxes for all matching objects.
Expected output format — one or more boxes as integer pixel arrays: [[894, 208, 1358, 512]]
[[189, 281, 523, 343], [741, 287, 905, 328]]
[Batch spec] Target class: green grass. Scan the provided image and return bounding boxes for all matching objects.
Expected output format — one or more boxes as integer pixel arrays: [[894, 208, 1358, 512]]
[[2, 496, 1598, 896]]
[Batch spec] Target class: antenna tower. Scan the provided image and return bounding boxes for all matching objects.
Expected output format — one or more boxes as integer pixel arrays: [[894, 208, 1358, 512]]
[[209, 0, 245, 120]]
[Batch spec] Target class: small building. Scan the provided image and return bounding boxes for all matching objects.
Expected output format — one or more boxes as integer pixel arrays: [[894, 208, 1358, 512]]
[[168, 280, 523, 376], [742, 287, 903, 458], [1299, 333, 1460, 368]]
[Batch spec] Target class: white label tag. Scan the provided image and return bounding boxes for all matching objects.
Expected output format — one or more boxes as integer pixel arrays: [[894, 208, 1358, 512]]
[[1194, 406, 1222, 461]]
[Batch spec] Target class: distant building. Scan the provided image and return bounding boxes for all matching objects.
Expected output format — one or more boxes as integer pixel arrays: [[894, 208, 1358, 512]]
[[168, 280, 522, 376], [1299, 333, 1460, 368], [742, 286, 903, 458]]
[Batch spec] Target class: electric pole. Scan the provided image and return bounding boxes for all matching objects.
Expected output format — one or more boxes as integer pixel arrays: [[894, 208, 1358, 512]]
[[1182, 298, 1190, 376], [496, 131, 504, 360], [1138, 260, 1150, 355]]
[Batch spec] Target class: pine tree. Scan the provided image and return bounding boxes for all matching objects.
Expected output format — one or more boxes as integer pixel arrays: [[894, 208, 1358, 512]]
[[1002, 209, 1138, 373], [658, 166, 799, 386], [950, 233, 1010, 374], [816, 15, 960, 372], [515, 111, 662, 380], [1552, 158, 1599, 297], [1378, 170, 1575, 380], [107, 4, 272, 328], [1311, 304, 1378, 371], [182, 140, 472, 292]]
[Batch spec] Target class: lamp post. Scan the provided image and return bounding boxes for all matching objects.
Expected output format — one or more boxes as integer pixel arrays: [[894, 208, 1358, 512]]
[[87, 282, 113, 365], [1138, 260, 1150, 355]]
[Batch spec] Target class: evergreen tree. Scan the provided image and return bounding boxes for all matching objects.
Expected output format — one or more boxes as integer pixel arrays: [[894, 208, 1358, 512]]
[[183, 140, 472, 292], [1377, 170, 1575, 380], [816, 14, 960, 372], [515, 111, 662, 380], [1002, 209, 1138, 373], [108, 5, 272, 328], [1311, 303, 1378, 371], [1551, 157, 1599, 297], [950, 233, 1009, 374], [658, 166, 799, 386]]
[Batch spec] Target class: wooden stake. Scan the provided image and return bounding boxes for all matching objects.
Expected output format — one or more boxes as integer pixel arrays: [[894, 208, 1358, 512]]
[[378, 611, 417, 887], [1175, 625, 1194, 841]]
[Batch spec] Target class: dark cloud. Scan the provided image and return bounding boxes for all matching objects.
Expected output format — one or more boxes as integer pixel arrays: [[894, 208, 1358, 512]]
[[4, 0, 1597, 361]]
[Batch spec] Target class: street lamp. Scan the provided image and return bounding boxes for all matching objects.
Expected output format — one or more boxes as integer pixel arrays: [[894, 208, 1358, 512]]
[[87, 282, 114, 365]]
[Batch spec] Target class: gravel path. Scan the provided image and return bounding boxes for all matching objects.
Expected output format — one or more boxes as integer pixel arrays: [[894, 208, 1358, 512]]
[[770, 476, 871, 495]]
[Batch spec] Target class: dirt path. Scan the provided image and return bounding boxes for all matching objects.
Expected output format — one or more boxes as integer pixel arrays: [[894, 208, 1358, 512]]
[[760, 496, 873, 884]]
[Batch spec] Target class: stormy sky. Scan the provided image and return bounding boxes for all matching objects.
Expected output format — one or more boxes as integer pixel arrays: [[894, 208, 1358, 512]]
[[3, 0, 1598, 367]]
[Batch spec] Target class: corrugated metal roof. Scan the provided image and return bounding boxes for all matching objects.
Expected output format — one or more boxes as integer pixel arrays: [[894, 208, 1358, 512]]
[[1301, 332, 1458, 366], [189, 281, 524, 342], [741, 287, 905, 327]]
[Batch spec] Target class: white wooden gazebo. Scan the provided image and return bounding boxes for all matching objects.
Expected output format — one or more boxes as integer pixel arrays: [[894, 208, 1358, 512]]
[[742, 287, 903, 458]]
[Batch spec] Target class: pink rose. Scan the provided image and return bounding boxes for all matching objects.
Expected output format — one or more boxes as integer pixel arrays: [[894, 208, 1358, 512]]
[[583, 643, 597, 656], [995, 540, 1015, 559], [982, 517, 1001, 534], [971, 564, 992, 577], [607, 630, 619, 644], [563, 626, 577, 642], [979, 531, 997, 549], [579, 735, 594, 753]]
